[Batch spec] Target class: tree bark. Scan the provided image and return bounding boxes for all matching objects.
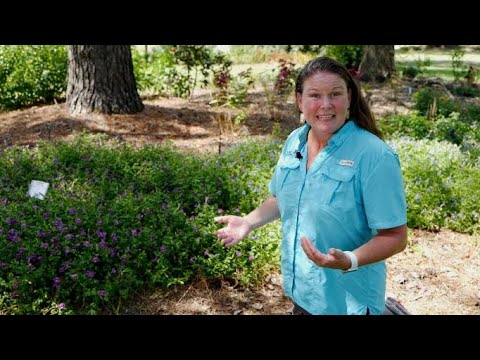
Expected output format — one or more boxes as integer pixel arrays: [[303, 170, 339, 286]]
[[67, 45, 143, 115], [360, 45, 395, 83]]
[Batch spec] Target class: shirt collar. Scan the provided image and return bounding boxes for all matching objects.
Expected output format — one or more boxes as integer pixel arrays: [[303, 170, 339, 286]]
[[297, 119, 356, 150], [328, 119, 355, 148]]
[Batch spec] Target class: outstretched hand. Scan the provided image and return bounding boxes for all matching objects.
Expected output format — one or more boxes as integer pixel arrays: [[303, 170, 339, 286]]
[[214, 215, 252, 247], [301, 236, 351, 270]]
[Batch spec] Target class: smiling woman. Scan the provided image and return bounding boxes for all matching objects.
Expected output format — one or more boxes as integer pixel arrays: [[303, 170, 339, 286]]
[[215, 56, 408, 315]]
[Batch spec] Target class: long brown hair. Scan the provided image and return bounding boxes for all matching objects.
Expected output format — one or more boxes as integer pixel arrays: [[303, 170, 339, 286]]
[[295, 56, 383, 139]]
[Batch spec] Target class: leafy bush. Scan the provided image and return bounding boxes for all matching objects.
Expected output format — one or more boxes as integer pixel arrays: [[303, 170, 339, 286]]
[[133, 45, 233, 99], [325, 45, 363, 67], [0, 45, 68, 111], [131, 46, 177, 96], [380, 114, 432, 139], [401, 66, 420, 79], [0, 134, 282, 314], [398, 58, 431, 79], [431, 112, 471, 145], [450, 85, 480, 98], [389, 137, 480, 233], [413, 88, 460, 118]]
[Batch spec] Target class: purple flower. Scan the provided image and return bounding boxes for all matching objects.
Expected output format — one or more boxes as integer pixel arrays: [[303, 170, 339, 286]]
[[53, 277, 61, 289], [68, 207, 76, 215], [7, 229, 19, 243], [236, 251, 242, 257], [248, 254, 255, 262], [160, 246, 167, 254], [16, 247, 26, 259], [57, 303, 66, 310], [85, 270, 95, 279], [98, 290, 107, 297], [6, 218, 18, 225], [70, 273, 78, 280]]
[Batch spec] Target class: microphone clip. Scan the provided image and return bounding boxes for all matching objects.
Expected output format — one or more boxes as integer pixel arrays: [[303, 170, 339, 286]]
[[295, 151, 303, 160]]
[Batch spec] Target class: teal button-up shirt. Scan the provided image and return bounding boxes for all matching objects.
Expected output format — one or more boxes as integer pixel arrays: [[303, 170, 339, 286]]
[[269, 121, 407, 315]]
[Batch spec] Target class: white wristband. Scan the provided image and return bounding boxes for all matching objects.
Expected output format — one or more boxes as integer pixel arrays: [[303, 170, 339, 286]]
[[343, 251, 358, 272]]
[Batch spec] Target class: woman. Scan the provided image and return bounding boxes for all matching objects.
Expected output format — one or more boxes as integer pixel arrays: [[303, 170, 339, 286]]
[[215, 56, 407, 315]]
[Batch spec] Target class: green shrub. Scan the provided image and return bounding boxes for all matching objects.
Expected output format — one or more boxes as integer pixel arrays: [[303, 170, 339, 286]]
[[380, 114, 432, 139], [325, 45, 363, 67], [0, 134, 282, 314], [0, 45, 67, 111], [450, 85, 480, 98], [432, 112, 471, 145], [401, 66, 420, 79], [389, 137, 480, 233], [413, 88, 460, 118]]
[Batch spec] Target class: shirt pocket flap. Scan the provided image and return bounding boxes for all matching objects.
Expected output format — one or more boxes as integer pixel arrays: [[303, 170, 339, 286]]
[[278, 158, 301, 170], [321, 166, 355, 182]]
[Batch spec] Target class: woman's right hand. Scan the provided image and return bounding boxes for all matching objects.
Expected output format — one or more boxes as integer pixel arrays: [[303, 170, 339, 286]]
[[214, 216, 252, 247]]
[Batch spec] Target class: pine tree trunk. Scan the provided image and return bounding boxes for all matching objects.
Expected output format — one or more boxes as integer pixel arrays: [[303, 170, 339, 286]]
[[67, 45, 143, 114], [360, 45, 395, 83]]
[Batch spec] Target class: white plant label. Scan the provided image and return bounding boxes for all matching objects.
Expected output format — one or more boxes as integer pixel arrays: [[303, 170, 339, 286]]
[[28, 180, 50, 200]]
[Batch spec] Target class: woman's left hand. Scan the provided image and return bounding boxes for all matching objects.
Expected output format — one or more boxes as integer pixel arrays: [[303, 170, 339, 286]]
[[301, 236, 351, 270]]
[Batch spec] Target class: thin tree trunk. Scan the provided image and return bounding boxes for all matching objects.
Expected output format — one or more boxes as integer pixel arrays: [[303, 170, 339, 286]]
[[67, 45, 143, 115]]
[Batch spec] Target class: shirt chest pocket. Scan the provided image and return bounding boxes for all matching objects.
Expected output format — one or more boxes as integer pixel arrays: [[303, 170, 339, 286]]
[[314, 166, 356, 206], [277, 159, 301, 191]]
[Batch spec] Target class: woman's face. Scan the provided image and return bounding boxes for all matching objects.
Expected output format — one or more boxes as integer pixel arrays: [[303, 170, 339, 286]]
[[297, 71, 351, 137]]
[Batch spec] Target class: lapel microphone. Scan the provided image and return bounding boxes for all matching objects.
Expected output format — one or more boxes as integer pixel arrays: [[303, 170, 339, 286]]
[[295, 151, 303, 160]]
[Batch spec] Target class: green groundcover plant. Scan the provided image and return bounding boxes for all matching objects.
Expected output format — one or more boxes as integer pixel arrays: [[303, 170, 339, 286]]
[[0, 133, 478, 314]]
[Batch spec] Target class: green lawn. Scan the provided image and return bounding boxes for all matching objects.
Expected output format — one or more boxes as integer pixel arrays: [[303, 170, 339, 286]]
[[395, 48, 480, 80]]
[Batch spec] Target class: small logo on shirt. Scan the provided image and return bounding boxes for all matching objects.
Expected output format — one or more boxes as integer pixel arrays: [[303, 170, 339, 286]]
[[339, 160, 354, 167]]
